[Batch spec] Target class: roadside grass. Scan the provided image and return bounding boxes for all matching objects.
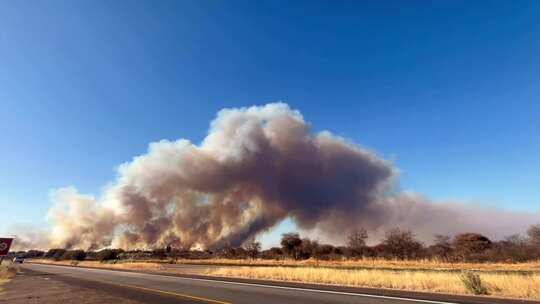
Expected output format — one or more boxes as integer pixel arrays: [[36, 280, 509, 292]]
[[31, 259, 164, 271], [167, 258, 540, 273], [205, 266, 540, 299], [0, 265, 17, 293], [29, 257, 540, 273]]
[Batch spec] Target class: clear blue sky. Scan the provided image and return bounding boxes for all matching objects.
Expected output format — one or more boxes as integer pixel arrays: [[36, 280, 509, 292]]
[[1, 1, 539, 245]]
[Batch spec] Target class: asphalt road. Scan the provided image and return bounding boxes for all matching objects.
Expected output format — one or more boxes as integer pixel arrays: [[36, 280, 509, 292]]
[[18, 263, 526, 304]]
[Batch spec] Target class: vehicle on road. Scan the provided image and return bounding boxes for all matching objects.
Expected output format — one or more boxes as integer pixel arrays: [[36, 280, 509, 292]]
[[13, 256, 24, 263]]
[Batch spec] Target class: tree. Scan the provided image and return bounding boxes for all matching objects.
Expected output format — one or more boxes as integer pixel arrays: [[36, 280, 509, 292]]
[[24, 250, 45, 258], [280, 232, 303, 260], [45, 248, 67, 261], [382, 228, 423, 260], [452, 233, 491, 261], [261, 247, 283, 260], [62, 250, 87, 261], [95, 249, 123, 261], [216, 246, 237, 259], [428, 234, 452, 261], [299, 238, 318, 259], [313, 244, 334, 260], [347, 228, 368, 256], [527, 224, 540, 247], [244, 242, 261, 259], [486, 234, 533, 262], [152, 248, 167, 260]]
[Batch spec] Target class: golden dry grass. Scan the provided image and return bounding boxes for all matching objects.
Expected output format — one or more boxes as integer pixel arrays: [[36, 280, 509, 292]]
[[30, 257, 540, 272], [171, 258, 540, 272], [206, 266, 540, 299]]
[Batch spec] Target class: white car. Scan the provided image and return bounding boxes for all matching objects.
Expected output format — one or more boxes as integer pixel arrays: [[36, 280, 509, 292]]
[[13, 257, 24, 263]]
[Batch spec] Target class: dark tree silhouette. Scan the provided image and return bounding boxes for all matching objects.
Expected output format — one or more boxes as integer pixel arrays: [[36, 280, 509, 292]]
[[281, 232, 303, 260]]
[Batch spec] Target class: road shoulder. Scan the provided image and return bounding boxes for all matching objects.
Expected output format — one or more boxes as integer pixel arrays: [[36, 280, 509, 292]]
[[0, 268, 148, 304]]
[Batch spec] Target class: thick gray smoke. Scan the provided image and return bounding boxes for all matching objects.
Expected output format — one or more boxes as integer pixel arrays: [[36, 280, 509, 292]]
[[23, 103, 537, 250]]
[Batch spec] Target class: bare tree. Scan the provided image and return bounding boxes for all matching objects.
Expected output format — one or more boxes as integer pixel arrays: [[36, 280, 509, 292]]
[[347, 228, 368, 255], [244, 241, 261, 259], [527, 224, 540, 247]]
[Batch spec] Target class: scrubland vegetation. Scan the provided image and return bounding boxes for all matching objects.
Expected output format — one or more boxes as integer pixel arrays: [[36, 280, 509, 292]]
[[10, 224, 540, 299], [15, 224, 540, 265]]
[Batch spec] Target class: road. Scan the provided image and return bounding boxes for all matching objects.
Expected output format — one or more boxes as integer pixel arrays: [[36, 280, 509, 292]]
[[18, 263, 524, 304]]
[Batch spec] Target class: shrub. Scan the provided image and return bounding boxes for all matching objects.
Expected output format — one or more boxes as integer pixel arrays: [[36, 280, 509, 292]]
[[24, 250, 45, 258], [45, 249, 67, 261], [151, 248, 167, 260], [95, 249, 123, 261], [61, 250, 87, 261], [453, 233, 492, 261], [261, 247, 283, 260], [460, 271, 488, 295]]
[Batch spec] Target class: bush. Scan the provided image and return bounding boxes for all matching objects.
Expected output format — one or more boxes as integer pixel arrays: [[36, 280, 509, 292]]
[[460, 271, 488, 295], [45, 249, 67, 261], [260, 247, 283, 260], [453, 233, 492, 262], [151, 248, 167, 260], [61, 250, 87, 261], [24, 250, 45, 259], [95, 249, 123, 261]]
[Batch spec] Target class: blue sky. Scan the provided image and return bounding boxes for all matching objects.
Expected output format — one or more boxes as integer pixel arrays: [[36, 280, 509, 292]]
[[1, 1, 539, 246]]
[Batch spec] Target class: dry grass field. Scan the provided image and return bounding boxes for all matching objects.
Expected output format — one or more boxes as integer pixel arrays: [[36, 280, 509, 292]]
[[205, 266, 540, 299], [32, 257, 540, 272], [171, 258, 540, 272]]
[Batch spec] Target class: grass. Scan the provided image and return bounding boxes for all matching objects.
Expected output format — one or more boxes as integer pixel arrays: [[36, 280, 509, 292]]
[[31, 257, 540, 272], [0, 265, 17, 293], [31, 259, 164, 271], [168, 258, 540, 273], [205, 266, 540, 299]]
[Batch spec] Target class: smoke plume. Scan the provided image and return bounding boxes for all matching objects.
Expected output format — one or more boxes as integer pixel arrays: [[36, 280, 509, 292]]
[[16, 103, 538, 250]]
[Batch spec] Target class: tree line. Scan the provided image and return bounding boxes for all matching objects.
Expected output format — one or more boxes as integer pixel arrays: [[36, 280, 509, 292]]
[[10, 224, 540, 263]]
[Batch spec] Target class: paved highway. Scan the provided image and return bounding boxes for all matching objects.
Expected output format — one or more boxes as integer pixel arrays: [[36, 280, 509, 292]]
[[18, 263, 519, 304]]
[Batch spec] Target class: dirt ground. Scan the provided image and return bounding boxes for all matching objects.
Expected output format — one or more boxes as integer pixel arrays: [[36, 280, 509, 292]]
[[0, 269, 142, 304]]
